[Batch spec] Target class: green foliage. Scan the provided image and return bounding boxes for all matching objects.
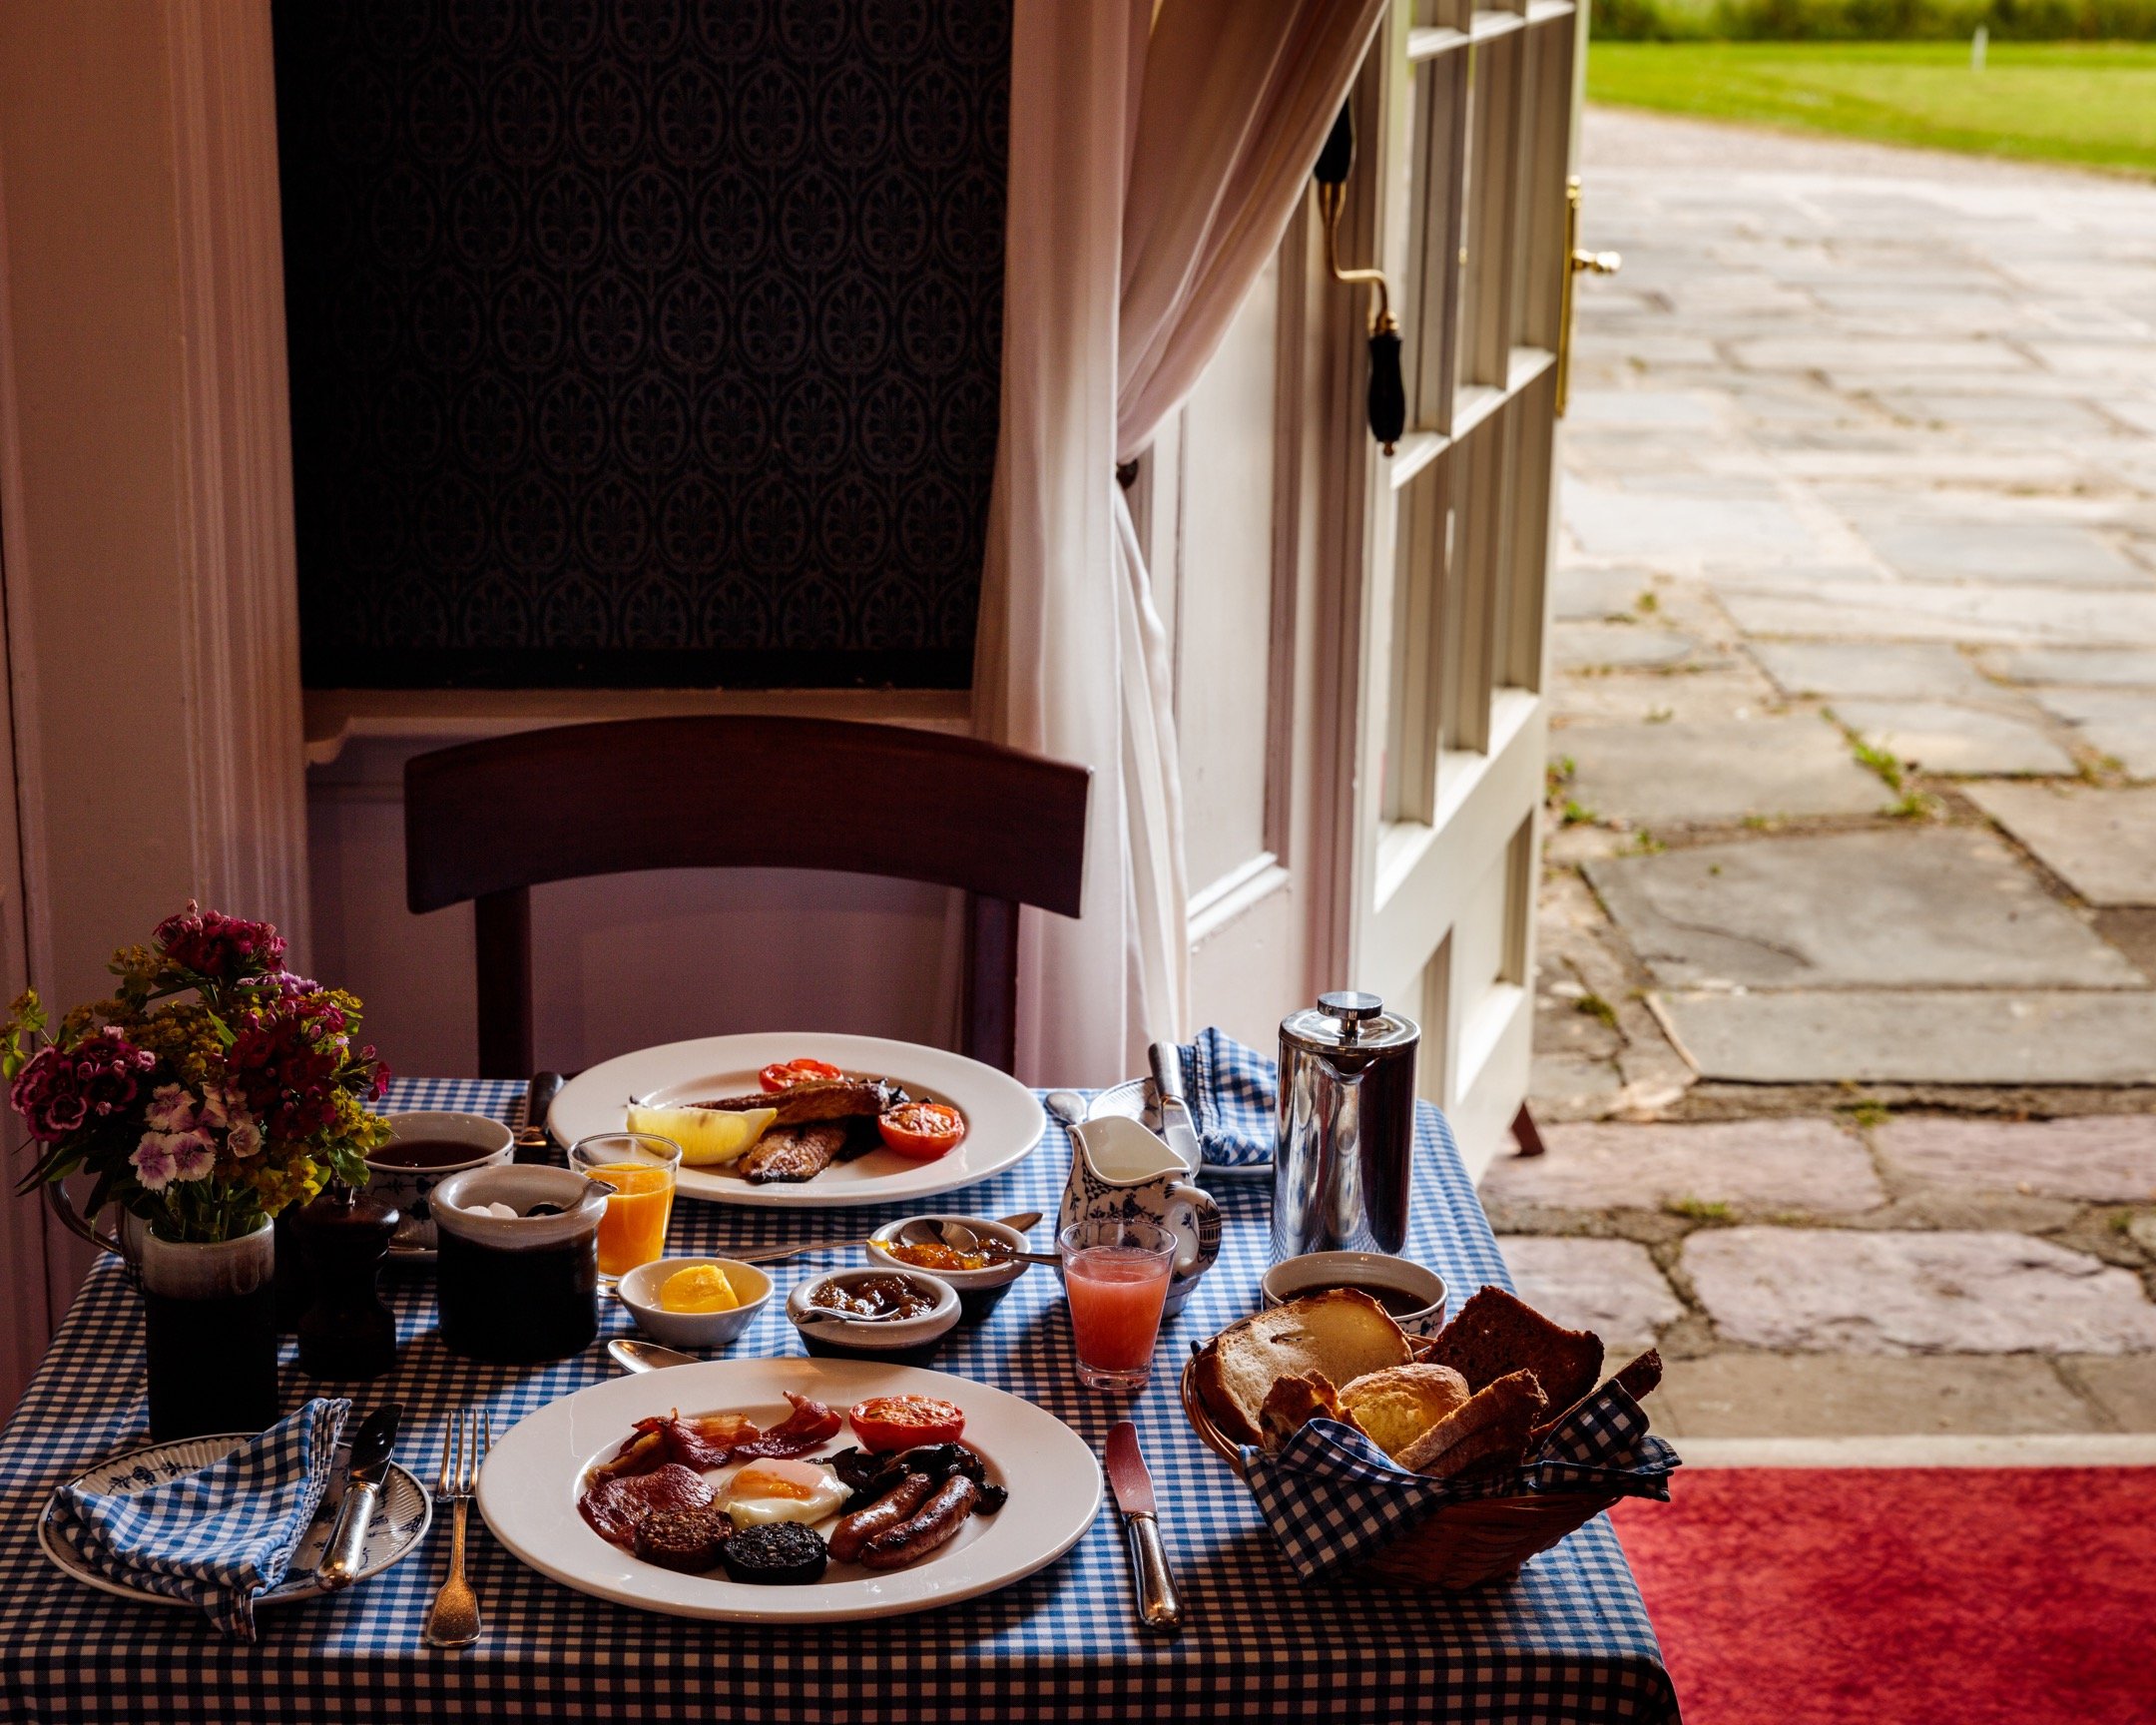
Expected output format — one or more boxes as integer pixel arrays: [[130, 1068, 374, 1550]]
[[1575, 992, 1621, 1029], [1585, 42, 2156, 175], [1592, 0, 2156, 40], [1664, 1195, 1736, 1221], [1850, 736, 1905, 791], [0, 992, 47, 1084]]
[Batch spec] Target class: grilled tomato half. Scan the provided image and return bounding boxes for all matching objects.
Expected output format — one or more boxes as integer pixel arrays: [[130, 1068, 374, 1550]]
[[760, 1057, 843, 1092], [876, 1100, 965, 1160], [848, 1396, 966, 1452]]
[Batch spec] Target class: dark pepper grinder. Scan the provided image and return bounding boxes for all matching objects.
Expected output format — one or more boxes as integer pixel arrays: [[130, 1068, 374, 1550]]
[[294, 1181, 401, 1381]]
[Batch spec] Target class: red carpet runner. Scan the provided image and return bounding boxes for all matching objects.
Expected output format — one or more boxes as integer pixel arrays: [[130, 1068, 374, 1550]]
[[1610, 1467, 2156, 1725]]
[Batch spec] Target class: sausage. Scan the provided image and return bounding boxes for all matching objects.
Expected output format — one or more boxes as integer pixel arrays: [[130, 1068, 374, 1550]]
[[828, 1470, 934, 1563], [859, 1474, 978, 1571]]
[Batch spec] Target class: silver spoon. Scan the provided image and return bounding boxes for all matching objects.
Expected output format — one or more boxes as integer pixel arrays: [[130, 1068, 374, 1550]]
[[898, 1216, 1057, 1266], [794, 1306, 917, 1327], [1046, 1090, 1087, 1127]]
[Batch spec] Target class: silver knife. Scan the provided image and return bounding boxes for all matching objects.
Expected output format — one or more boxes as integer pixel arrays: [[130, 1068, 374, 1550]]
[[316, 1403, 401, 1591], [1105, 1421, 1182, 1633], [1148, 1041, 1205, 1178]]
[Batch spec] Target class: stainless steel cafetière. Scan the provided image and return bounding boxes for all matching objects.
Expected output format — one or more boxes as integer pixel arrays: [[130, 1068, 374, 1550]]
[[1273, 992, 1420, 1261]]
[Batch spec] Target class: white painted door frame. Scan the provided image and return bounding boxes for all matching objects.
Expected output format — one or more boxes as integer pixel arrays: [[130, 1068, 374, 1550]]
[[1317, 1, 1578, 1179]]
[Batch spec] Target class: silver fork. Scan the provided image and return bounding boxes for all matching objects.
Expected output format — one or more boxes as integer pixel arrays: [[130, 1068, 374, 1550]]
[[424, 1408, 488, 1649]]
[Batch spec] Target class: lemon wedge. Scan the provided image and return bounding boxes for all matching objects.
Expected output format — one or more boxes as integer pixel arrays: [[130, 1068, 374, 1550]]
[[660, 1263, 740, 1314], [626, 1101, 776, 1167]]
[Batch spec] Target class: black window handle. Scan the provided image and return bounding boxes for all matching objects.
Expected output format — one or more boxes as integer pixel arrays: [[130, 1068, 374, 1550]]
[[1313, 103, 1404, 455]]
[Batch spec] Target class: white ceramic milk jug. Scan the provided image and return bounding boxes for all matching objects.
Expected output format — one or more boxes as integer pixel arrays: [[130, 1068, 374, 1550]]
[[1060, 1115, 1222, 1316]]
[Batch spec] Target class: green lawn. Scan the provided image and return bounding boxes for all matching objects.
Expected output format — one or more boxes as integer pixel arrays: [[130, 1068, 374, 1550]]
[[1586, 42, 2156, 175]]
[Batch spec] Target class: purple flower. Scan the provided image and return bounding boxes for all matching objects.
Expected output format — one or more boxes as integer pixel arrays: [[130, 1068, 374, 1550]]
[[167, 1130, 216, 1182], [195, 1084, 240, 1130], [225, 1114, 263, 1159], [145, 1085, 197, 1133], [132, 1133, 178, 1192], [153, 901, 286, 981], [135, 1128, 214, 1189], [236, 972, 318, 1001]]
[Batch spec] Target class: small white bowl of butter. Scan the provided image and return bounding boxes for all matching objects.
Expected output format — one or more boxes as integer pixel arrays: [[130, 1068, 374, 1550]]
[[617, 1256, 774, 1351]]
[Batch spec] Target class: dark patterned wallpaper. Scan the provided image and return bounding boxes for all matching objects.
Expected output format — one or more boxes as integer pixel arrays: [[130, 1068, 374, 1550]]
[[273, 0, 1009, 689]]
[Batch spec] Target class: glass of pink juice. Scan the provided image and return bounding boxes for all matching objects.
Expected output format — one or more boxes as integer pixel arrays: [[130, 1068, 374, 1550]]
[[1059, 1219, 1178, 1392]]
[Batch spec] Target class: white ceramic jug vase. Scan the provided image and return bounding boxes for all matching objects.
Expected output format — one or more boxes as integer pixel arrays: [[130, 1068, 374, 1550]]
[[1060, 1116, 1222, 1316]]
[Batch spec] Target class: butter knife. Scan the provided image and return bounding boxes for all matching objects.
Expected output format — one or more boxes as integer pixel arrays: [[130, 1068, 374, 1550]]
[[1105, 1421, 1182, 1633], [1148, 1041, 1205, 1179], [315, 1402, 401, 1591]]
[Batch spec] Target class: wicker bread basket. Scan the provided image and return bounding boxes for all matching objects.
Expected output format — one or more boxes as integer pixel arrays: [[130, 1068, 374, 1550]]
[[1180, 1354, 1621, 1590]]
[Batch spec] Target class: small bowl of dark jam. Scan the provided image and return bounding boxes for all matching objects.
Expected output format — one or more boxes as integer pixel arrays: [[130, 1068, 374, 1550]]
[[1261, 1250, 1447, 1337], [786, 1267, 960, 1362]]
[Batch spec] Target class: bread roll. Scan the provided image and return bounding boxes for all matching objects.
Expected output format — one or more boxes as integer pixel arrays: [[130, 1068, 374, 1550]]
[[1339, 1363, 1471, 1460]]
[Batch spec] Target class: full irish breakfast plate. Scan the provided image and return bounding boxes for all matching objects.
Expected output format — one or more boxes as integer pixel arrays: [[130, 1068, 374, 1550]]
[[477, 1358, 1102, 1623], [546, 1033, 1048, 1209]]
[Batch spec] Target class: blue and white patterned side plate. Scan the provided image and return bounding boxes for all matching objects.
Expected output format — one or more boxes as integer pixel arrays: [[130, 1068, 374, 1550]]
[[38, 1435, 433, 1608]]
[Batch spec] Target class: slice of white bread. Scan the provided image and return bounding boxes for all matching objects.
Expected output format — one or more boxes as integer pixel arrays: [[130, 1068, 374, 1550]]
[[1339, 1363, 1471, 1460], [1194, 1290, 1414, 1445], [1396, 1368, 1547, 1479]]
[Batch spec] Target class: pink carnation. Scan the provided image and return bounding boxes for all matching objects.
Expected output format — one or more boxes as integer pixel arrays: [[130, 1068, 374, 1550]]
[[153, 901, 286, 981], [168, 1130, 216, 1182], [145, 1085, 197, 1133], [132, 1133, 177, 1192], [134, 1128, 215, 1190], [10, 1032, 157, 1143]]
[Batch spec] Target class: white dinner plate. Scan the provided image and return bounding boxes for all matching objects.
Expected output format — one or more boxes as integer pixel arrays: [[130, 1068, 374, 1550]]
[[477, 1357, 1101, 1624], [39, 1434, 432, 1607], [547, 1032, 1047, 1209]]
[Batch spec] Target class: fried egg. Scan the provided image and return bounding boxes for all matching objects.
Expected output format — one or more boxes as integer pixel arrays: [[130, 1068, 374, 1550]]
[[721, 1458, 847, 1527]]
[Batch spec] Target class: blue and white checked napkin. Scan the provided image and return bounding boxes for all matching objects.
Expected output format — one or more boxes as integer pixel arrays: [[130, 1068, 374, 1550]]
[[47, 1398, 351, 1639], [1243, 1383, 1679, 1582], [1177, 1028, 1278, 1168]]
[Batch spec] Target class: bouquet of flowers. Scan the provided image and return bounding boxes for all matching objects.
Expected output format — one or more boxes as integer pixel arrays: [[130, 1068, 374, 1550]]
[[4, 903, 391, 1243]]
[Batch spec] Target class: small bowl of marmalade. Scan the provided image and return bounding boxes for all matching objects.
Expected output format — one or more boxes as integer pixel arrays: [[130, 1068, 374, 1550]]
[[865, 1214, 1030, 1319]]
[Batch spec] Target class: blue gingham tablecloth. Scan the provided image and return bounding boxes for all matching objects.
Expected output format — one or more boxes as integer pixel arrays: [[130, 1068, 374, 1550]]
[[0, 1076, 1677, 1723]]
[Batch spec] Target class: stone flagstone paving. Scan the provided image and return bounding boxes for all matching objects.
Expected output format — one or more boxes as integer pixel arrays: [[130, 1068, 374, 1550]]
[[1497, 108, 2156, 1442]]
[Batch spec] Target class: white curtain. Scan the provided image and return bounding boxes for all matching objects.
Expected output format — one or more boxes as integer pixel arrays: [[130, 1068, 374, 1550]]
[[974, 0, 1388, 1086]]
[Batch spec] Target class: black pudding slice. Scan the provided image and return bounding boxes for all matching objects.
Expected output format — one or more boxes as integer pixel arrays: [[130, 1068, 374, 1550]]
[[720, 1521, 828, 1585], [633, 1505, 734, 1573]]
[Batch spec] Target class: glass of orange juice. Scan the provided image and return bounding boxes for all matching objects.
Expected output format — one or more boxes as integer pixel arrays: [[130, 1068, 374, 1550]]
[[570, 1132, 681, 1283], [1059, 1218, 1177, 1392]]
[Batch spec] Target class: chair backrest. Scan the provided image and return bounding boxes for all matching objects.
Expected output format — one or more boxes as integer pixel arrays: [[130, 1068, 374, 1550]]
[[404, 715, 1090, 1078]]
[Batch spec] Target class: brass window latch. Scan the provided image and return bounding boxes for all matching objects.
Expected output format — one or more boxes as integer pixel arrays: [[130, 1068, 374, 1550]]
[[1313, 103, 1404, 456], [1556, 175, 1621, 417]]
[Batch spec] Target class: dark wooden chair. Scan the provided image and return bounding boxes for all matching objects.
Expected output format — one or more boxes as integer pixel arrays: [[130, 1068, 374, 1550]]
[[403, 716, 1091, 1079]]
